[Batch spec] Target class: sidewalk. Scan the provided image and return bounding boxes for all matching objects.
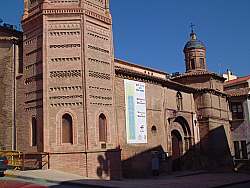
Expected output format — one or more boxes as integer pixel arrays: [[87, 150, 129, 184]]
[[5, 169, 250, 188]]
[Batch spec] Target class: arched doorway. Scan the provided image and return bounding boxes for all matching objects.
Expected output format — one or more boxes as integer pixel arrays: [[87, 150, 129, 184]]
[[171, 130, 183, 171], [174, 116, 192, 151]]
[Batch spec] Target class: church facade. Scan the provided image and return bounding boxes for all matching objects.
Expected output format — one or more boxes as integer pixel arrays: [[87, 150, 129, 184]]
[[0, 0, 233, 179]]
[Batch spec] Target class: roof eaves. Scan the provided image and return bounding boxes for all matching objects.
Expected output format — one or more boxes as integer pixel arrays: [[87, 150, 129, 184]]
[[115, 67, 196, 93]]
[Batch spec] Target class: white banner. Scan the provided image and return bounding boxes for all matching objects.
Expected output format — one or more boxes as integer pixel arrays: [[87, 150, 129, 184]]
[[124, 79, 147, 144]]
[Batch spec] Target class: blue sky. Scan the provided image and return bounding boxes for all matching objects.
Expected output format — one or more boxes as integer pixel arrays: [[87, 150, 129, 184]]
[[1, 0, 250, 76]]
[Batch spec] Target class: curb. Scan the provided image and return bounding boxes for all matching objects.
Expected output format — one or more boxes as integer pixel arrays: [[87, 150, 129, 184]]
[[61, 181, 119, 188], [5, 172, 250, 188], [211, 179, 250, 188], [5, 173, 118, 188]]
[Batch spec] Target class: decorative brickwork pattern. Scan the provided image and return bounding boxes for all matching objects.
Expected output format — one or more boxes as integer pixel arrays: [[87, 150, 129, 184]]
[[50, 70, 82, 78]]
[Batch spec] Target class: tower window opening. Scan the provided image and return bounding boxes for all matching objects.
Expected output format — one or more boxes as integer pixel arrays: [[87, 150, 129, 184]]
[[62, 113, 73, 144], [199, 58, 205, 69], [99, 113, 107, 142], [176, 92, 183, 111], [151, 125, 157, 135], [31, 117, 37, 146], [190, 59, 195, 69]]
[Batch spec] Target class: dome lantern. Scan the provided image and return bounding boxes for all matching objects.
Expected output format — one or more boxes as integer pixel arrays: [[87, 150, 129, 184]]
[[183, 26, 207, 73]]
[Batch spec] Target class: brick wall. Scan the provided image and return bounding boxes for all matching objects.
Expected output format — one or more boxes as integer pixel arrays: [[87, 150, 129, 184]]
[[0, 41, 14, 150], [49, 153, 87, 177], [17, 0, 120, 180], [0, 28, 22, 150], [49, 150, 121, 180], [115, 76, 197, 177]]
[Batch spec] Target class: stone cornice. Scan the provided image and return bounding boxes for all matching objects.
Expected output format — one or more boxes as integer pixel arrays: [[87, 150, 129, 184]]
[[195, 88, 228, 97], [85, 9, 111, 24], [23, 7, 111, 25], [198, 116, 231, 123], [43, 8, 84, 15]]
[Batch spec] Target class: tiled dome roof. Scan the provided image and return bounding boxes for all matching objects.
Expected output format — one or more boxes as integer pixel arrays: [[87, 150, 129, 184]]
[[184, 39, 205, 50], [184, 32, 206, 51]]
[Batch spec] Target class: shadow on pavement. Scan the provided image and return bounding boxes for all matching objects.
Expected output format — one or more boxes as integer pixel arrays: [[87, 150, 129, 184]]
[[48, 180, 118, 188]]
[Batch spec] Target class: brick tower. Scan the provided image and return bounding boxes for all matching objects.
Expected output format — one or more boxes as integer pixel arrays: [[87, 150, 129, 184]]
[[19, 0, 120, 179], [172, 30, 233, 170]]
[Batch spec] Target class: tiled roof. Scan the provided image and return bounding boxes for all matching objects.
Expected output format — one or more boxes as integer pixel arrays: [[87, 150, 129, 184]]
[[115, 66, 228, 97], [0, 25, 22, 36], [115, 66, 196, 93], [171, 71, 225, 81], [224, 75, 250, 86], [225, 87, 250, 97], [114, 58, 170, 76]]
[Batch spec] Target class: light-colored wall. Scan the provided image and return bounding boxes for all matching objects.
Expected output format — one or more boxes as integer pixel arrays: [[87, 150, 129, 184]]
[[231, 97, 250, 159]]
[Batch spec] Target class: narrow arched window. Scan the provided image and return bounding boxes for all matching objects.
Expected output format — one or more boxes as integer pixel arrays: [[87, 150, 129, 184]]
[[151, 126, 157, 135], [199, 58, 205, 69], [190, 59, 195, 69], [99, 114, 107, 142], [176, 92, 183, 111], [31, 117, 37, 146], [62, 114, 73, 144]]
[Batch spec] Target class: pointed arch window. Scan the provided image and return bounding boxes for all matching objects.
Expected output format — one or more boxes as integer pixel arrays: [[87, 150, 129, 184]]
[[176, 92, 183, 111], [62, 114, 73, 144], [99, 114, 107, 142], [31, 117, 37, 146]]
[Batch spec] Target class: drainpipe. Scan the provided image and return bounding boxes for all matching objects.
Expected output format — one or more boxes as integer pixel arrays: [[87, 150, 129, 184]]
[[12, 41, 17, 151]]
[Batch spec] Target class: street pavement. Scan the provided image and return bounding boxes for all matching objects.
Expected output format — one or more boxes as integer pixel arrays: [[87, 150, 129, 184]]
[[225, 182, 250, 188], [1, 170, 250, 188], [0, 176, 92, 188], [0, 177, 49, 187]]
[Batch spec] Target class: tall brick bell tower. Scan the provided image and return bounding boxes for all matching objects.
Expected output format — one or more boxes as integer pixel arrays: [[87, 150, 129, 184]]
[[172, 29, 233, 169], [19, 0, 121, 179]]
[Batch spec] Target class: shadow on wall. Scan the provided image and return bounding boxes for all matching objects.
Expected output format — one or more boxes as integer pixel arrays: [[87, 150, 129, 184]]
[[95, 147, 122, 180], [181, 126, 233, 171], [122, 126, 234, 178], [122, 146, 167, 178]]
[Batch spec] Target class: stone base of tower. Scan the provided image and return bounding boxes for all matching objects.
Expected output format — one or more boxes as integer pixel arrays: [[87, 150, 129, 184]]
[[48, 149, 121, 180], [198, 121, 234, 171]]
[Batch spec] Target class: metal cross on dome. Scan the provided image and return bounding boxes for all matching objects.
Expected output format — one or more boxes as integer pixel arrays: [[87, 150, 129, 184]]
[[190, 23, 195, 33]]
